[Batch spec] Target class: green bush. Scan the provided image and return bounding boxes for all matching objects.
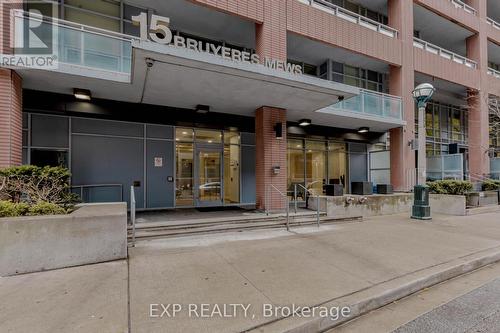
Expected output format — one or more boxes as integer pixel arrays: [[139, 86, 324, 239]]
[[0, 201, 30, 218], [27, 201, 67, 216], [482, 180, 500, 191], [0, 165, 78, 207], [427, 180, 473, 195]]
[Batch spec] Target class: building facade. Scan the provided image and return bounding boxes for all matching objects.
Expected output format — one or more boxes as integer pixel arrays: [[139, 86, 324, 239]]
[[0, 0, 499, 210]]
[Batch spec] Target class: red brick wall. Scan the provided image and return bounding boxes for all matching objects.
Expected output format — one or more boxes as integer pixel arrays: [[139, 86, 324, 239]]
[[0, 69, 23, 168], [255, 0, 287, 61], [0, 1, 22, 55], [255, 107, 287, 211]]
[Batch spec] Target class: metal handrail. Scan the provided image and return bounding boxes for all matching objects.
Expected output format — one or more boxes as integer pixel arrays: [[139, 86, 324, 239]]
[[488, 67, 500, 79], [71, 183, 123, 202], [299, 0, 398, 38], [487, 17, 500, 31], [266, 184, 290, 231], [130, 185, 136, 247], [413, 37, 477, 69], [294, 183, 320, 227], [449, 0, 476, 15]]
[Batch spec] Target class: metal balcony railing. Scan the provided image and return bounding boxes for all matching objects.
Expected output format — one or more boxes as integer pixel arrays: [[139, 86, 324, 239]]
[[487, 17, 500, 31], [13, 10, 134, 75], [298, 0, 398, 38], [488, 68, 500, 79], [413, 37, 477, 69], [329, 89, 403, 120], [449, 0, 476, 15]]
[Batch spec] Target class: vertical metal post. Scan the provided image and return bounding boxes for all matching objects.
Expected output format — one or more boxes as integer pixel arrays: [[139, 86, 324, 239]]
[[294, 184, 297, 214], [417, 105, 427, 185], [131, 186, 136, 247], [265, 185, 269, 216], [286, 196, 290, 231], [316, 195, 320, 228]]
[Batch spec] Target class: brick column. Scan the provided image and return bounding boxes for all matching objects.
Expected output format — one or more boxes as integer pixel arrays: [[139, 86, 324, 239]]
[[0, 68, 23, 168], [388, 0, 416, 191], [255, 107, 287, 211], [466, 0, 490, 177], [255, 0, 287, 61]]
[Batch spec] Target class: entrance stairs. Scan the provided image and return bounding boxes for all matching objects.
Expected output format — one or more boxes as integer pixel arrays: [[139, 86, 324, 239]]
[[127, 211, 362, 242]]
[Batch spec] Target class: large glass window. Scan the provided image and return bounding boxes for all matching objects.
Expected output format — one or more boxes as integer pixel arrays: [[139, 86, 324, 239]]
[[224, 139, 240, 204], [287, 139, 305, 197], [305, 141, 327, 196], [175, 143, 194, 206], [328, 142, 347, 191]]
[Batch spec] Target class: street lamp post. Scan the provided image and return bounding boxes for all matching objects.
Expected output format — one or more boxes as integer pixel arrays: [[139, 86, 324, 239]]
[[411, 83, 435, 220]]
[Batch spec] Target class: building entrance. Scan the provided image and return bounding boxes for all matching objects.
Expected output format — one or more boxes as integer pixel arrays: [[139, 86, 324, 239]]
[[195, 147, 223, 206]]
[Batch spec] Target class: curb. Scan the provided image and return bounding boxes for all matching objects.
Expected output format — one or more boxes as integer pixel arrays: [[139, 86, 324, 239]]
[[247, 247, 500, 333]]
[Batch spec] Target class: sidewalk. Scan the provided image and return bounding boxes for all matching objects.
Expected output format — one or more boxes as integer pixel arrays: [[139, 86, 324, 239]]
[[1, 212, 500, 333]]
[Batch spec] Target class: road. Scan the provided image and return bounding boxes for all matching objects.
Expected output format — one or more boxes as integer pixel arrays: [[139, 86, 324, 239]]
[[330, 262, 500, 333]]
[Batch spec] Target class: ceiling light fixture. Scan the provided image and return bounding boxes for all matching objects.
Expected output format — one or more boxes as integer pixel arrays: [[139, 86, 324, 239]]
[[298, 119, 312, 127], [195, 104, 210, 114], [358, 127, 369, 133], [73, 88, 91, 101]]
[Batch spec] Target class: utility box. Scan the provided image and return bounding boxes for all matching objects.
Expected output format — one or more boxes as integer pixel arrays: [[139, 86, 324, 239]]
[[377, 184, 393, 194], [324, 184, 344, 196], [351, 182, 373, 195], [411, 185, 431, 220]]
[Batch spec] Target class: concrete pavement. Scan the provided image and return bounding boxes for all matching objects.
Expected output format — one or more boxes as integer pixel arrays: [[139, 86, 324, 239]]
[[2, 212, 500, 332]]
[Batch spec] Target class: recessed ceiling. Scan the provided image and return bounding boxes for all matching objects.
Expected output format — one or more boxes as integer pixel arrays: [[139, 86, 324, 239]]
[[415, 72, 469, 106], [350, 0, 388, 15], [287, 33, 391, 73], [413, 4, 475, 56]]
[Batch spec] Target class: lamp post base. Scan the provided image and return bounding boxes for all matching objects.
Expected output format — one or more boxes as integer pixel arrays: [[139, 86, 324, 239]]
[[411, 205, 432, 220]]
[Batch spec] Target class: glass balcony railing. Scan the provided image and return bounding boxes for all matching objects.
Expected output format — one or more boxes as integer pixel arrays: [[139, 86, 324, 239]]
[[488, 68, 500, 79], [487, 17, 500, 31], [297, 0, 398, 38], [413, 37, 477, 69], [13, 10, 134, 76], [329, 89, 403, 120]]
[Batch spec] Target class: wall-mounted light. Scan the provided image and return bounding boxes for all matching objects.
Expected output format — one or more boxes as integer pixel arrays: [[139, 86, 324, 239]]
[[358, 127, 369, 133], [298, 119, 311, 127], [74, 88, 91, 101], [195, 104, 210, 114], [274, 122, 283, 139]]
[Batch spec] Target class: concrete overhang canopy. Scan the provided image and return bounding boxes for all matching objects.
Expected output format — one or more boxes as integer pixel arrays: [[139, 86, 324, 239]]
[[132, 40, 359, 116]]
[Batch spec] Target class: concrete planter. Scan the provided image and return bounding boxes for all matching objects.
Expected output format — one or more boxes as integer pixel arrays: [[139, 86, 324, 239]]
[[311, 194, 413, 218], [429, 194, 467, 216], [466, 191, 499, 207], [0, 203, 127, 277]]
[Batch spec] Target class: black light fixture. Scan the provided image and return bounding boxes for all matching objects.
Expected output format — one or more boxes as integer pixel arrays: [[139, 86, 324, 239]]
[[298, 119, 312, 127], [358, 127, 369, 133], [274, 122, 283, 139], [73, 88, 91, 101], [195, 104, 210, 114]]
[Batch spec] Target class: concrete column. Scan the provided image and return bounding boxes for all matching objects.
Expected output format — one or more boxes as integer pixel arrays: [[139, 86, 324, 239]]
[[255, 0, 287, 62], [466, 0, 490, 177], [0, 68, 23, 168], [255, 107, 287, 211], [388, 0, 416, 191]]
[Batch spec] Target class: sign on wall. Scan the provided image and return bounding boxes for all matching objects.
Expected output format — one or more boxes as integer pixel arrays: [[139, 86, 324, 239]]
[[131, 13, 303, 75]]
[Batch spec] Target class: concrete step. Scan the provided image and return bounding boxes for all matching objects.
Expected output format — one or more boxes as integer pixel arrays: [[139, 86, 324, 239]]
[[466, 205, 500, 215], [127, 216, 361, 241], [128, 211, 327, 231]]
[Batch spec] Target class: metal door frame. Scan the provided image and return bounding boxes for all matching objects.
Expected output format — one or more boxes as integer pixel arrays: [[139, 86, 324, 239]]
[[194, 144, 224, 207]]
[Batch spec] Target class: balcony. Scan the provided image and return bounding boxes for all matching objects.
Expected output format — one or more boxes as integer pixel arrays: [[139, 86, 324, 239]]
[[448, 0, 476, 15], [315, 89, 404, 131], [413, 37, 477, 69], [488, 68, 500, 79], [488, 17, 500, 30], [297, 0, 398, 38], [12, 10, 134, 82]]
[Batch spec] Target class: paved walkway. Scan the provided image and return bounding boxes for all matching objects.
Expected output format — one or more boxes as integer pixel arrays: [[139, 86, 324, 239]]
[[1, 212, 500, 333]]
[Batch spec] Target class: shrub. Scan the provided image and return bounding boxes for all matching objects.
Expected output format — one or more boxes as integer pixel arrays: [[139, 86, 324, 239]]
[[0, 201, 30, 218], [27, 201, 67, 216], [482, 180, 500, 191], [0, 165, 78, 207], [427, 180, 473, 195]]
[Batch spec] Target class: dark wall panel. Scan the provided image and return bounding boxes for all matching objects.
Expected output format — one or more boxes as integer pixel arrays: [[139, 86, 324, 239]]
[[146, 140, 174, 208], [71, 135, 144, 208], [241, 145, 256, 204]]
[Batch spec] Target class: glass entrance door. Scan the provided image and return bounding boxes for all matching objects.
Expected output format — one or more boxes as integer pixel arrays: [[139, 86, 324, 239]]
[[195, 148, 222, 206]]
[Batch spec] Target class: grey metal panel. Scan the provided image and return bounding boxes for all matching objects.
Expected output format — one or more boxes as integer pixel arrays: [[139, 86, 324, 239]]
[[71, 134, 144, 208], [349, 143, 368, 182], [22, 113, 28, 128], [72, 118, 143, 137], [241, 132, 255, 145], [31, 114, 69, 148], [146, 124, 173, 139], [241, 145, 256, 203], [146, 139, 174, 208]]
